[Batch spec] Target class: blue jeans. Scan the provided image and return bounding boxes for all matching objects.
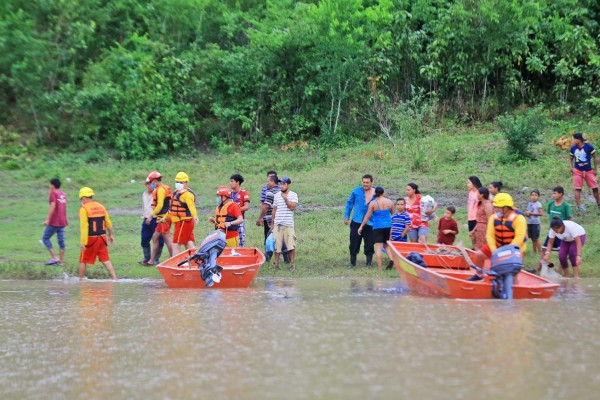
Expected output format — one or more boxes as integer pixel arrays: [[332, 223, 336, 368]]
[[42, 226, 65, 250], [141, 219, 164, 261]]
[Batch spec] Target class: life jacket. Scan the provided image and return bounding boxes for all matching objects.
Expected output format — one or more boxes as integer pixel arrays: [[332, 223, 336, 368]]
[[152, 185, 172, 216], [169, 188, 195, 217], [493, 211, 519, 247], [82, 201, 107, 237], [215, 200, 239, 231]]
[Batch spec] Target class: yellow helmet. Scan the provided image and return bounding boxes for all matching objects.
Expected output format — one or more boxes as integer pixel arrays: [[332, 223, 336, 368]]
[[175, 172, 189, 182], [79, 187, 95, 199], [493, 192, 514, 208]]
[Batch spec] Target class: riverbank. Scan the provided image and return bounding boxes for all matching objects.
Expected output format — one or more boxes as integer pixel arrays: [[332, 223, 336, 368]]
[[1, 121, 599, 279]]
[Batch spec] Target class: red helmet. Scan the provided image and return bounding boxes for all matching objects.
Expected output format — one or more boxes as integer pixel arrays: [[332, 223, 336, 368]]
[[146, 171, 162, 183], [216, 186, 231, 198]]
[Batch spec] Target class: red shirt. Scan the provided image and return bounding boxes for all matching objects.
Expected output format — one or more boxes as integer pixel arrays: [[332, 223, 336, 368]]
[[231, 189, 250, 216], [437, 217, 458, 245], [49, 189, 68, 227]]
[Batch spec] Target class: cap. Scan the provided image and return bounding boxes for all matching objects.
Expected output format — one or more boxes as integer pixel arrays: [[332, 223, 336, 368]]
[[175, 172, 189, 182], [146, 171, 162, 182], [79, 187, 95, 199], [216, 186, 231, 198], [492, 193, 514, 208], [280, 176, 292, 184], [573, 132, 585, 141]]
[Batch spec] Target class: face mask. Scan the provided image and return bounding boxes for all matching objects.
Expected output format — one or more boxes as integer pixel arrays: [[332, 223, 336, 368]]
[[216, 197, 221, 205], [175, 182, 185, 190], [495, 212, 503, 218], [150, 183, 157, 189]]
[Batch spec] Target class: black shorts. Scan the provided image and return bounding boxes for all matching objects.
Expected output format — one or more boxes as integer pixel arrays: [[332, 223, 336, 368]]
[[468, 220, 477, 232], [373, 227, 391, 244], [527, 224, 541, 240]]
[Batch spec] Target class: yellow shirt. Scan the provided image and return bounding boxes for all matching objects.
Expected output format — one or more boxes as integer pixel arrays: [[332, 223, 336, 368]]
[[486, 212, 527, 253], [169, 191, 198, 223], [79, 202, 113, 245], [151, 186, 169, 217]]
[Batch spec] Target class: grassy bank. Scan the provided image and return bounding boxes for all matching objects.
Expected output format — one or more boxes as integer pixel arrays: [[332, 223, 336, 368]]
[[1, 119, 599, 279]]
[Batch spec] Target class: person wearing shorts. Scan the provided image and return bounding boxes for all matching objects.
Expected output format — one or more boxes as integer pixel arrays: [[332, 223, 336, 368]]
[[358, 186, 393, 270], [169, 172, 199, 255], [569, 132, 599, 211], [271, 177, 298, 271], [78, 187, 117, 280], [146, 170, 174, 265], [525, 190, 543, 255]]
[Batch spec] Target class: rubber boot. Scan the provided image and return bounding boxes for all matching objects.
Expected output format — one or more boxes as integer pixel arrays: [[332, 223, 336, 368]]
[[142, 246, 151, 264], [366, 255, 373, 268], [348, 255, 357, 268]]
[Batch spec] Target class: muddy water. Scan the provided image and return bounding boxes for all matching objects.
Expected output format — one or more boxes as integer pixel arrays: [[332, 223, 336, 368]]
[[1, 278, 599, 400]]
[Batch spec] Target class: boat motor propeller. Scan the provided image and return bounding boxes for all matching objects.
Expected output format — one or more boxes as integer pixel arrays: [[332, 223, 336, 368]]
[[178, 230, 227, 287]]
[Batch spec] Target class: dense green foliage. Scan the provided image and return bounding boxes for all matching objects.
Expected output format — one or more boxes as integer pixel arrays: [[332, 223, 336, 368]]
[[1, 0, 599, 158]]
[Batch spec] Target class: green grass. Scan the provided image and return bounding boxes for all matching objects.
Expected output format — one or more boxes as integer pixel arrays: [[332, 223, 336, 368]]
[[1, 119, 599, 279]]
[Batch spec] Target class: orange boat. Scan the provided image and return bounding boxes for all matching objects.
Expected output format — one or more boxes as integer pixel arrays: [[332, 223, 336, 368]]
[[387, 241, 559, 299], [157, 247, 265, 289]]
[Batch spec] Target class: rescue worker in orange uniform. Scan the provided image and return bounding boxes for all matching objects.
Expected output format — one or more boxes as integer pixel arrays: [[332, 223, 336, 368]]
[[474, 192, 527, 268], [208, 186, 244, 247], [146, 171, 174, 265], [78, 187, 117, 280], [169, 171, 199, 255]]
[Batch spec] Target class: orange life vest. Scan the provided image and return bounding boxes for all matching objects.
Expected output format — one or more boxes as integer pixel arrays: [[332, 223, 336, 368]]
[[215, 200, 239, 231], [493, 211, 518, 247], [152, 185, 172, 216], [169, 188, 195, 217], [82, 201, 107, 236]]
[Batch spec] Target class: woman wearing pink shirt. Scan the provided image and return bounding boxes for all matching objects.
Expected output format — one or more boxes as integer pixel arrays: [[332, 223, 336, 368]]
[[466, 176, 482, 249]]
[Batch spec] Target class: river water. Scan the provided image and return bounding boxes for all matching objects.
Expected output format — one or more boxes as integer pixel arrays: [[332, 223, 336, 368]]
[[1, 278, 599, 400]]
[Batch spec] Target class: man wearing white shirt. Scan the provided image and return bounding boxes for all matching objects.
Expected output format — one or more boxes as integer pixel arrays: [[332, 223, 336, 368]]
[[543, 219, 586, 278], [271, 176, 298, 271]]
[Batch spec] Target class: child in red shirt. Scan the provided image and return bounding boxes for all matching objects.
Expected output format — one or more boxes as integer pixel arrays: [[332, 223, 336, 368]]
[[437, 206, 459, 245]]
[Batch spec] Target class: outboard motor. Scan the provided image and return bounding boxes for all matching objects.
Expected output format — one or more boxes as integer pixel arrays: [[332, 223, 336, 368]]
[[490, 245, 523, 299], [185, 230, 226, 287]]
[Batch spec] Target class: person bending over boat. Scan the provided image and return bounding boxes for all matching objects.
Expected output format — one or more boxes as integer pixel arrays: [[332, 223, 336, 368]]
[[543, 219, 586, 279], [474, 193, 527, 268], [358, 186, 393, 270]]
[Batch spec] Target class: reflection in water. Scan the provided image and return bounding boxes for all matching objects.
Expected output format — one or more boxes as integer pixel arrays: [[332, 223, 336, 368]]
[[74, 282, 114, 399], [0, 279, 599, 399]]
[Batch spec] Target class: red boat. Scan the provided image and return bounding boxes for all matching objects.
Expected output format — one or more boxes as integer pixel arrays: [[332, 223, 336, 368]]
[[157, 247, 265, 289], [387, 241, 559, 299]]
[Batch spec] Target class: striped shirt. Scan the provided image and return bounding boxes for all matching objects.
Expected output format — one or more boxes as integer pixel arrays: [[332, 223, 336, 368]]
[[273, 190, 298, 227], [263, 187, 280, 223], [391, 211, 411, 242]]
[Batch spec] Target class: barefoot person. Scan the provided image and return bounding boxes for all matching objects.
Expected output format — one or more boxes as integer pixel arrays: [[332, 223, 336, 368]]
[[543, 219, 586, 279], [78, 187, 117, 280]]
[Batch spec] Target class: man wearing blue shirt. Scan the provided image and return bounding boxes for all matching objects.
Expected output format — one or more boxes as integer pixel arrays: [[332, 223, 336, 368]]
[[344, 174, 376, 268], [569, 132, 599, 211]]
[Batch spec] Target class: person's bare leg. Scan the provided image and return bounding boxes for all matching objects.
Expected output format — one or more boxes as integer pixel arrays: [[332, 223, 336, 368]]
[[149, 232, 161, 264], [102, 261, 117, 280], [562, 267, 570, 278], [186, 241, 195, 250], [375, 243, 383, 270], [573, 266, 579, 279], [273, 252, 280, 268], [593, 188, 600, 205], [574, 189, 582, 207], [163, 233, 173, 256], [48, 248, 57, 260], [78, 262, 87, 279], [171, 242, 181, 256], [59, 249, 65, 265]]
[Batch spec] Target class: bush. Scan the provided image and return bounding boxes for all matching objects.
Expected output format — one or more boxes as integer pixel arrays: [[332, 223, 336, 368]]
[[496, 106, 547, 161]]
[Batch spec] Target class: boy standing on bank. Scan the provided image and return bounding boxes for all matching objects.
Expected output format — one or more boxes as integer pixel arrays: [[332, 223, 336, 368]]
[[569, 132, 599, 211]]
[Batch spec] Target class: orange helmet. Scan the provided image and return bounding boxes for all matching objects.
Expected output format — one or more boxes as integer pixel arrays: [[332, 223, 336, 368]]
[[146, 170, 162, 183], [216, 186, 231, 198]]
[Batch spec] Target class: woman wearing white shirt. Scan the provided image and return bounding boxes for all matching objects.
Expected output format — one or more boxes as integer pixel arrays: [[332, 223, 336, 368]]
[[543, 219, 586, 278]]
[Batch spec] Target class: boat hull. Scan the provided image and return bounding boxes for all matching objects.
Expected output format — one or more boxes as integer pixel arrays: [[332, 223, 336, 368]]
[[157, 247, 265, 289], [388, 241, 559, 299]]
